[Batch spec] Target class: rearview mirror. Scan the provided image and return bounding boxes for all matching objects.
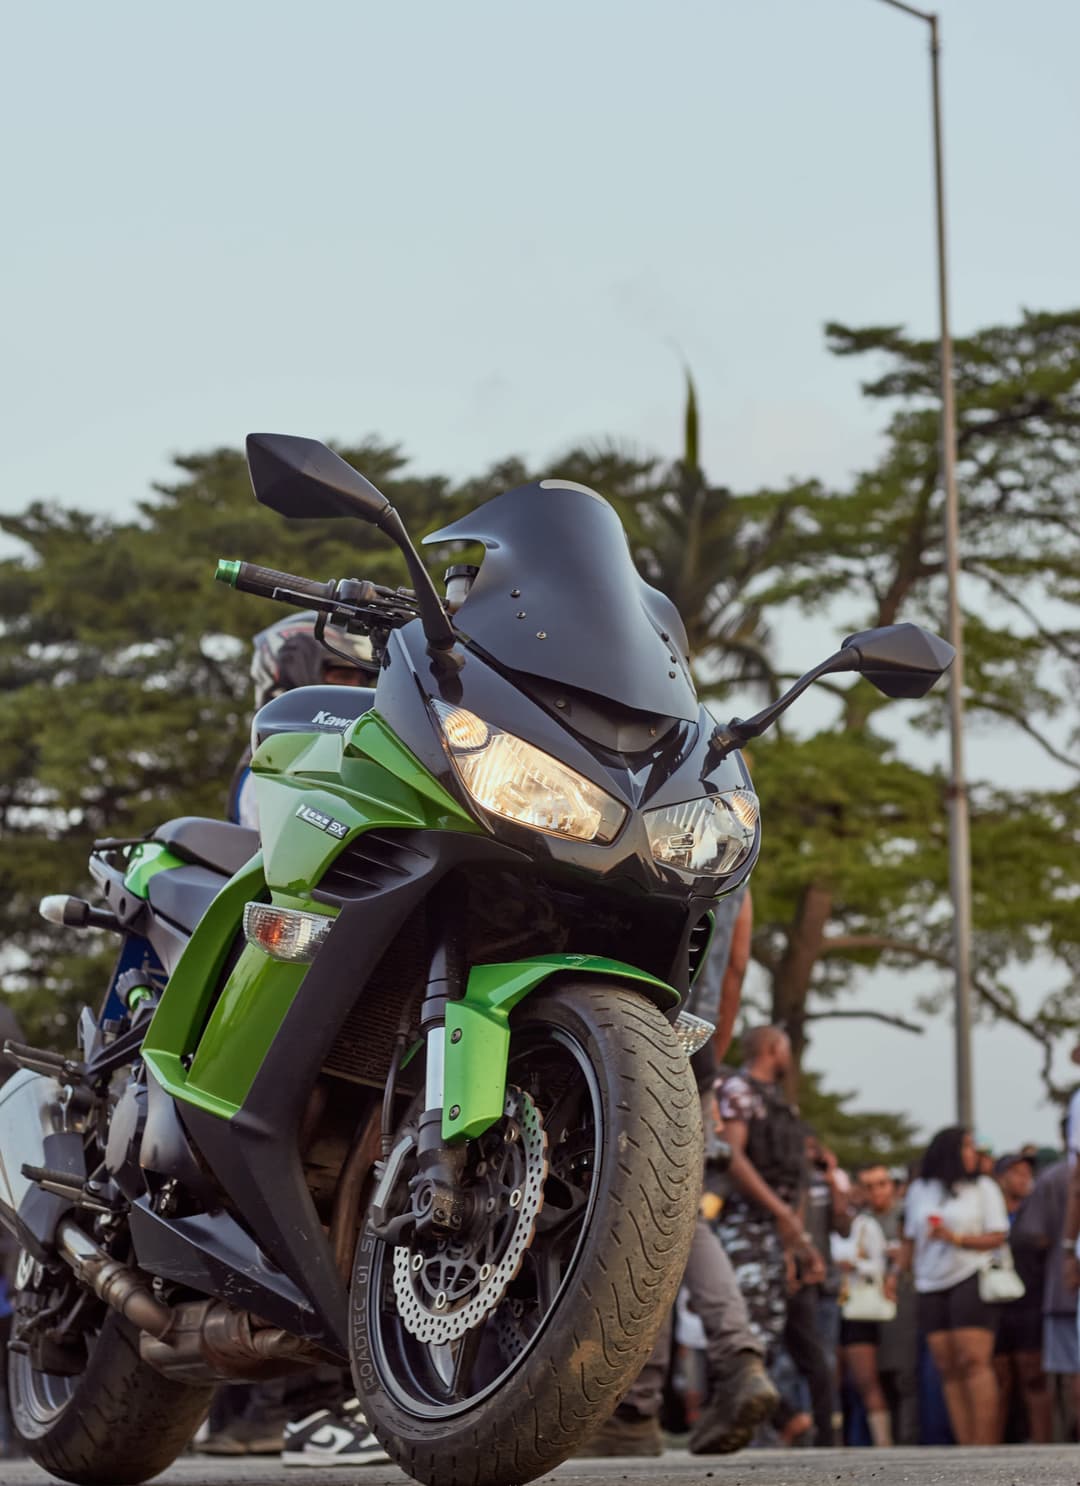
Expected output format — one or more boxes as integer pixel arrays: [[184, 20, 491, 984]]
[[246, 433, 392, 525], [841, 623, 955, 699], [245, 432, 459, 660]]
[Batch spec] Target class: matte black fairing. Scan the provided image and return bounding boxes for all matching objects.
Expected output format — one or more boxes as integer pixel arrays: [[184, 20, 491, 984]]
[[373, 625, 759, 905], [424, 482, 698, 722]]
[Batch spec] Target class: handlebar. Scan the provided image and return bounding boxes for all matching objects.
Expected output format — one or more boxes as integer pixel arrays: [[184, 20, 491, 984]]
[[215, 559, 337, 603]]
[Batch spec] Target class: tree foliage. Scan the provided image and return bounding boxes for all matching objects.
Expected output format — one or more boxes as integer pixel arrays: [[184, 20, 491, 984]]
[[1, 309, 1077, 1136]]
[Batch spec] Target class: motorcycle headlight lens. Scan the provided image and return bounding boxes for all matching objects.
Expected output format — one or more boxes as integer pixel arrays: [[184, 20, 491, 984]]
[[644, 790, 759, 876], [431, 701, 626, 844]]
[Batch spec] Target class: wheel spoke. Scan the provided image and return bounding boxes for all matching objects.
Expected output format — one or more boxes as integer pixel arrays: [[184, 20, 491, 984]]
[[446, 1323, 485, 1401], [541, 1080, 587, 1147]]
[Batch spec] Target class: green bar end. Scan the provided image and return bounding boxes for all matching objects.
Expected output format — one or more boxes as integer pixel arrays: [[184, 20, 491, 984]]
[[216, 559, 242, 588]]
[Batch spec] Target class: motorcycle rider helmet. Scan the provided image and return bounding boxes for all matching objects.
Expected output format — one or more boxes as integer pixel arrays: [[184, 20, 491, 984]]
[[250, 611, 374, 710]]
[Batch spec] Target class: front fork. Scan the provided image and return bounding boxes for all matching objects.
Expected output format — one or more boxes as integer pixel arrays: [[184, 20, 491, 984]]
[[370, 890, 471, 1243], [414, 902, 471, 1233]]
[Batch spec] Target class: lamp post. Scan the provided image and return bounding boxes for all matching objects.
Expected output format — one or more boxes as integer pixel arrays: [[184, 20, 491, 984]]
[[876, 0, 973, 1127]]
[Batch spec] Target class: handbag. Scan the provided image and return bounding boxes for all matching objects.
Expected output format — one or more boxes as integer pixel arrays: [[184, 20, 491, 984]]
[[976, 1180, 1026, 1303], [978, 1250, 1026, 1304], [842, 1278, 897, 1323]]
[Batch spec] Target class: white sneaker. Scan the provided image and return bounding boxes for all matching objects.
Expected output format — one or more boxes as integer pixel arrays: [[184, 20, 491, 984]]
[[281, 1399, 390, 1467]]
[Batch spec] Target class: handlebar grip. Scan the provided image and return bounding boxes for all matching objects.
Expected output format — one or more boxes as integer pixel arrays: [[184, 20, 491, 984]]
[[216, 559, 336, 602]]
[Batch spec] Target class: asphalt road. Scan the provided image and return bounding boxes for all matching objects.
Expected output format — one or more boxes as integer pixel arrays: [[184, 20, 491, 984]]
[[2, 1449, 1078, 1486]]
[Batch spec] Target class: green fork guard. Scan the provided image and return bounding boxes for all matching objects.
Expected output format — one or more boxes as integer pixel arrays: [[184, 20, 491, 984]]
[[442, 953, 680, 1141]]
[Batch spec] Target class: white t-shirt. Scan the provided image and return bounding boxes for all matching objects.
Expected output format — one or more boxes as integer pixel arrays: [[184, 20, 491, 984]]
[[904, 1175, 1008, 1294]]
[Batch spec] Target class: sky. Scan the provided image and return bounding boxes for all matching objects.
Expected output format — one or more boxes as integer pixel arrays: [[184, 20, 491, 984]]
[[2, 0, 1077, 1151]]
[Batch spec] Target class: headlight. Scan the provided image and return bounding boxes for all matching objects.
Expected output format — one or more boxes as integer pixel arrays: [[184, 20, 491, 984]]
[[431, 701, 626, 844], [644, 790, 759, 876]]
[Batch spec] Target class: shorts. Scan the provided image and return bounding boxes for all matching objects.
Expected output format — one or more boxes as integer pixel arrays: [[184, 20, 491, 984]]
[[1044, 1314, 1080, 1374], [917, 1272, 998, 1336], [840, 1318, 881, 1347], [995, 1302, 1043, 1356]]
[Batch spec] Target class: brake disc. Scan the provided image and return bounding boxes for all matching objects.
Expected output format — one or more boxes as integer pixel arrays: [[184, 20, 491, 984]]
[[392, 1086, 547, 1344]]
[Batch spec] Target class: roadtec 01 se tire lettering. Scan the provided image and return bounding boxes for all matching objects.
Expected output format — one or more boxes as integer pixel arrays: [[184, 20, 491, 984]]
[[8, 1310, 213, 1485], [350, 981, 703, 1486]]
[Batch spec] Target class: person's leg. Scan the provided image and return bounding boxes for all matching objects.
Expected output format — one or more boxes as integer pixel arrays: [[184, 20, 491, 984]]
[[816, 1294, 842, 1443], [1015, 1350, 1053, 1443], [992, 1354, 1012, 1444], [842, 1343, 891, 1446], [715, 1210, 788, 1365], [927, 1331, 971, 1444], [783, 1285, 834, 1445], [683, 1219, 763, 1368], [951, 1328, 999, 1447]]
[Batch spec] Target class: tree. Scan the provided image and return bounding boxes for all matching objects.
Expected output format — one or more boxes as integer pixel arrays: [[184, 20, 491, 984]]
[[721, 310, 1080, 1095], [2, 308, 1076, 1130], [0, 442, 464, 1041]]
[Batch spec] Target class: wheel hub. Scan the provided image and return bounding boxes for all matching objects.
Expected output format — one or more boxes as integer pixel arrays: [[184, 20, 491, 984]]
[[392, 1087, 547, 1343]]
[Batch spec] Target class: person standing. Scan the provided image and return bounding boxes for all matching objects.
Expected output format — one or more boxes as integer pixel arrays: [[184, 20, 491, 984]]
[[1012, 1155, 1078, 1434], [898, 1126, 1007, 1447], [865, 1165, 919, 1446], [839, 1169, 894, 1447], [785, 1133, 851, 1447], [992, 1153, 1050, 1443], [715, 1028, 812, 1401]]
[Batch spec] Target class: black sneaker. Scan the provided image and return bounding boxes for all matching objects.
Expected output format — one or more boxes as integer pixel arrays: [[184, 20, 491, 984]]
[[282, 1399, 390, 1468], [689, 1352, 779, 1455]]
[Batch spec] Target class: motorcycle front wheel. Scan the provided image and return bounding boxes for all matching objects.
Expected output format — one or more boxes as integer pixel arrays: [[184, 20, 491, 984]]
[[350, 980, 702, 1486]]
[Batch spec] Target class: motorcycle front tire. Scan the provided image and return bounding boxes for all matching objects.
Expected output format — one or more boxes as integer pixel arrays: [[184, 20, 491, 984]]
[[350, 980, 703, 1486]]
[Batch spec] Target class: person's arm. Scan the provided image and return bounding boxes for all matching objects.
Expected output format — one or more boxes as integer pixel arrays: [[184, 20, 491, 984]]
[[820, 1146, 853, 1238], [931, 1227, 1006, 1252], [932, 1178, 1007, 1252], [885, 1235, 913, 1301], [725, 1116, 804, 1247], [1012, 1176, 1049, 1249], [1063, 1156, 1080, 1292], [852, 1214, 887, 1281], [711, 890, 752, 1063]]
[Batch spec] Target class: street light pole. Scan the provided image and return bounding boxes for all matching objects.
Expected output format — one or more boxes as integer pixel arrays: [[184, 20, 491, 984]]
[[877, 0, 974, 1127]]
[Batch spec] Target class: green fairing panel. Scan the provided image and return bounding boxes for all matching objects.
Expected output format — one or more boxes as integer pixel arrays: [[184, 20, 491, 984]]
[[442, 954, 681, 1141], [141, 853, 268, 1118], [184, 933, 312, 1108], [253, 712, 480, 895], [144, 712, 479, 1120], [123, 842, 187, 899]]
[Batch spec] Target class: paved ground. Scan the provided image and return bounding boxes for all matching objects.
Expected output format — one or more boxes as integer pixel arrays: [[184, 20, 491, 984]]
[[2, 1449, 1078, 1486]]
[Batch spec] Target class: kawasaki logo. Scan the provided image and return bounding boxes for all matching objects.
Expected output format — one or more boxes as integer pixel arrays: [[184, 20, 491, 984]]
[[312, 710, 357, 728]]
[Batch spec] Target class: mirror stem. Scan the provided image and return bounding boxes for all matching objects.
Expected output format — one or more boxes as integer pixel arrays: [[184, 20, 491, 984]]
[[709, 651, 857, 761], [377, 508, 458, 655]]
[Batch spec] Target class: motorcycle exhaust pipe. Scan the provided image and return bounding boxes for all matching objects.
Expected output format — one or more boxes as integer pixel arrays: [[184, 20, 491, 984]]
[[55, 1218, 174, 1340], [55, 1219, 332, 1380]]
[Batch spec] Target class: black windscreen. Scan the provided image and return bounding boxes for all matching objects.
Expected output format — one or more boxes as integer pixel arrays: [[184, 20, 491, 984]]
[[424, 480, 698, 721]]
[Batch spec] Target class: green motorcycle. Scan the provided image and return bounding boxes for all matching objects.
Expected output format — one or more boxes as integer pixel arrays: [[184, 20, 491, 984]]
[[0, 434, 953, 1485]]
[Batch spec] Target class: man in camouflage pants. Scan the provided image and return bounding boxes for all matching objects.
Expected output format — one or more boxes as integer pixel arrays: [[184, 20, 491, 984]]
[[715, 1027, 811, 1406]]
